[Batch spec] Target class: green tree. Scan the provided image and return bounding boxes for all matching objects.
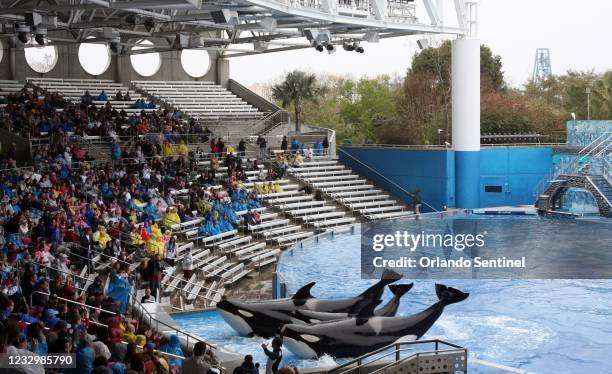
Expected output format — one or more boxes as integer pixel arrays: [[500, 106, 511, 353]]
[[591, 71, 612, 119], [338, 76, 399, 143], [272, 70, 324, 132]]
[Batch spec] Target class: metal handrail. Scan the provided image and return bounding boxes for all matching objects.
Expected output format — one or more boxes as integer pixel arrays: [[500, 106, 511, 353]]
[[338, 147, 438, 212], [30, 290, 117, 315], [328, 339, 465, 374], [130, 287, 220, 351], [369, 348, 467, 374], [34, 261, 91, 282]]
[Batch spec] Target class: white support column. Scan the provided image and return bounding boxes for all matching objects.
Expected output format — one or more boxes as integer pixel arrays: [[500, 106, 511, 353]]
[[452, 36, 480, 208]]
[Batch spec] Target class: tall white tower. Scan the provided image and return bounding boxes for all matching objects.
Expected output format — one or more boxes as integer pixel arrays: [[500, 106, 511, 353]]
[[452, 1, 481, 208]]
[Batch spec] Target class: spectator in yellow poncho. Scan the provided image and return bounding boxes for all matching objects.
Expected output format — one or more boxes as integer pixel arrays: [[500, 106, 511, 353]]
[[130, 229, 145, 246], [272, 181, 283, 193], [163, 207, 181, 230], [145, 222, 166, 257], [177, 141, 189, 160], [162, 141, 175, 157], [253, 182, 264, 195], [93, 226, 111, 250]]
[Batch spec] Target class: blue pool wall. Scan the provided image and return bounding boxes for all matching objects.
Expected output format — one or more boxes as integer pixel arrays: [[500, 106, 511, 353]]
[[566, 120, 612, 146], [339, 146, 553, 210]]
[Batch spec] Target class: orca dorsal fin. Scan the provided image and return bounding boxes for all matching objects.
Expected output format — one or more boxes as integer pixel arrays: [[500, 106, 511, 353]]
[[292, 282, 316, 300]]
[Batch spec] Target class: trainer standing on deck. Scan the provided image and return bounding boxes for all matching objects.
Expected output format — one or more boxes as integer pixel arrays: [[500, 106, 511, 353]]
[[413, 190, 422, 216], [262, 337, 283, 374]]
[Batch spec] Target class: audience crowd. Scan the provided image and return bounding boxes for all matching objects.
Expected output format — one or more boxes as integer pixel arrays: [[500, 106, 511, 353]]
[[0, 84, 330, 374]]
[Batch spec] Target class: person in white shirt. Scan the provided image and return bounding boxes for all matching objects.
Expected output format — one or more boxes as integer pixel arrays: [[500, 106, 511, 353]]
[[183, 249, 194, 280]]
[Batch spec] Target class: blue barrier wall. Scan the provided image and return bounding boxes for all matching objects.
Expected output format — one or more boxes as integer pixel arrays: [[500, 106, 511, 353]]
[[339, 146, 553, 210], [479, 147, 553, 207], [339, 147, 455, 212], [567, 120, 612, 146]]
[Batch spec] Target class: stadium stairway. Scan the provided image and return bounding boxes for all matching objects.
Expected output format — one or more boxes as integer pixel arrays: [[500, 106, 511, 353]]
[[287, 155, 415, 220]]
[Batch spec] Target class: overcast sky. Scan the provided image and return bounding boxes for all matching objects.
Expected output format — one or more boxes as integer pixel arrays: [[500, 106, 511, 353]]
[[229, 0, 612, 87]]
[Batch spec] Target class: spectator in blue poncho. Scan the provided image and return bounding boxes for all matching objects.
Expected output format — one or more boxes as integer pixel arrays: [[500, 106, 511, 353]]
[[97, 90, 108, 101], [159, 335, 184, 371], [232, 198, 248, 213], [106, 271, 130, 314], [111, 142, 122, 161], [68, 334, 94, 374], [218, 215, 234, 233], [144, 204, 161, 222], [290, 138, 300, 153], [314, 140, 324, 155]]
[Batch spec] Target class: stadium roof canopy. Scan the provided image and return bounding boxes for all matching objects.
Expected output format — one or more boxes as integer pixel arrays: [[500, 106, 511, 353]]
[[0, 0, 476, 57]]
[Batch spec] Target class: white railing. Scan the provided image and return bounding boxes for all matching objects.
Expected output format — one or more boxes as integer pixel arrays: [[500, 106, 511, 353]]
[[534, 132, 612, 197], [276, 0, 417, 23]]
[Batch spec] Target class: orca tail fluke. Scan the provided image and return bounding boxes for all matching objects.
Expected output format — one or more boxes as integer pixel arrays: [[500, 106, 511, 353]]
[[380, 269, 403, 284], [389, 283, 414, 298], [435, 284, 469, 306]]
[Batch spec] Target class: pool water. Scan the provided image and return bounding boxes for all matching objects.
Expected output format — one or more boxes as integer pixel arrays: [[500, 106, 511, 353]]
[[174, 215, 612, 373]]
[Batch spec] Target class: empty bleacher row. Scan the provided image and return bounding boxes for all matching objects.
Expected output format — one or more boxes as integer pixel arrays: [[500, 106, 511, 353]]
[[27, 77, 156, 114], [288, 157, 414, 220], [132, 80, 265, 124]]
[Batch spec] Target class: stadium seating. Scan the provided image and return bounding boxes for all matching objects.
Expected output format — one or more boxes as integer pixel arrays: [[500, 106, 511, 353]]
[[132, 80, 265, 124], [27, 77, 156, 113]]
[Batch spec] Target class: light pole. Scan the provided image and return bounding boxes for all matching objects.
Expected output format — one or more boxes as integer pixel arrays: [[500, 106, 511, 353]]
[[586, 87, 592, 120]]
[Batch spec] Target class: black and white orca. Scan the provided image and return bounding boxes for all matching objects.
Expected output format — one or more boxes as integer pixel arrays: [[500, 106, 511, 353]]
[[216, 269, 402, 338], [292, 283, 414, 324], [280, 284, 469, 358]]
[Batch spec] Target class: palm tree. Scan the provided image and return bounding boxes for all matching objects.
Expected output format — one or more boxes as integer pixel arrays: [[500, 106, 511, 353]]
[[272, 70, 323, 132]]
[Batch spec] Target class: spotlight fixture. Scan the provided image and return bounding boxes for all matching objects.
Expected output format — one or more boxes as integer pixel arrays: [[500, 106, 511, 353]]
[[15, 23, 30, 44], [33, 26, 46, 46], [109, 38, 122, 55], [34, 33, 45, 45], [18, 31, 29, 44], [144, 18, 155, 32], [125, 14, 137, 26]]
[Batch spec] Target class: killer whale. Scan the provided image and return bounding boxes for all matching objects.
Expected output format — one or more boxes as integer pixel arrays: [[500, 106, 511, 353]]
[[280, 284, 469, 358], [216, 269, 402, 337], [292, 283, 414, 324]]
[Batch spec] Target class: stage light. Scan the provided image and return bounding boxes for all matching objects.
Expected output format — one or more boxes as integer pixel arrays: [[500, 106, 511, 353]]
[[144, 18, 155, 32], [18, 31, 29, 44], [33, 26, 46, 46], [34, 33, 45, 45], [125, 14, 137, 26], [109, 38, 122, 55]]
